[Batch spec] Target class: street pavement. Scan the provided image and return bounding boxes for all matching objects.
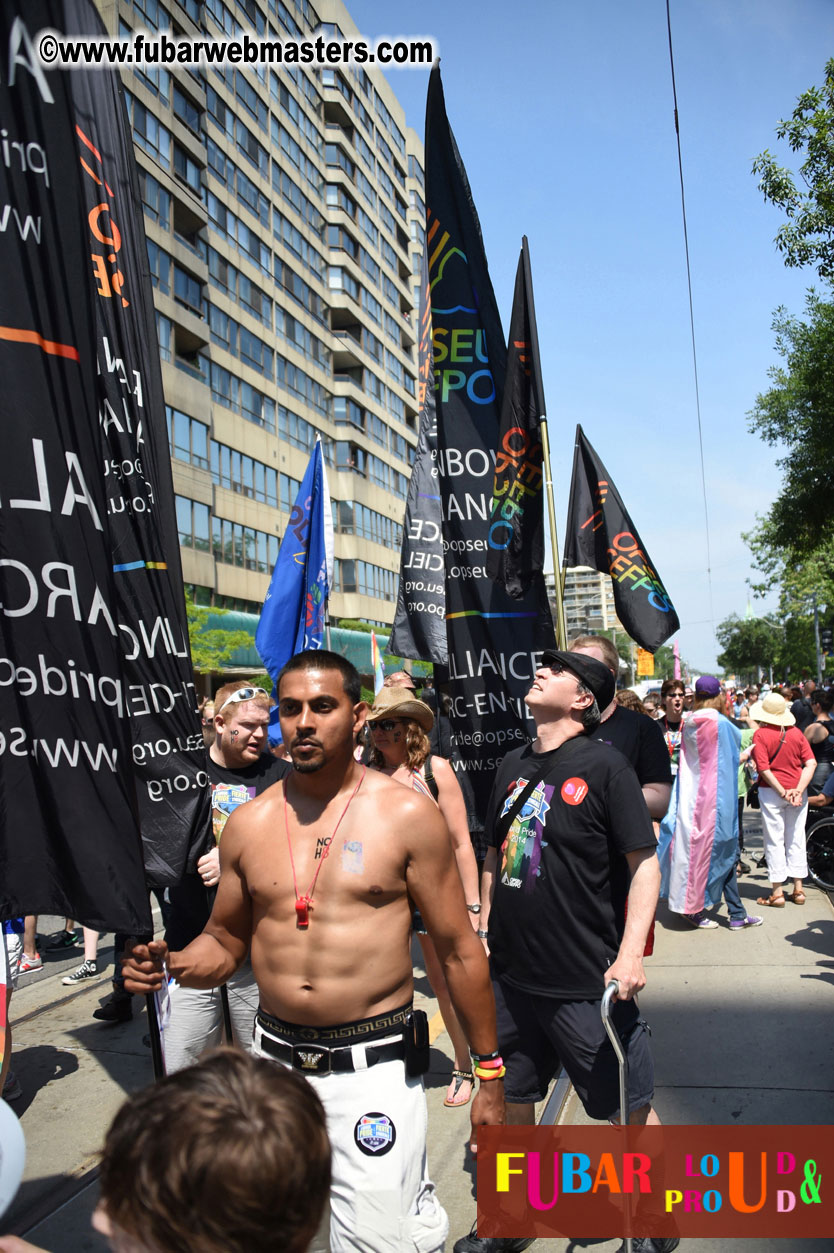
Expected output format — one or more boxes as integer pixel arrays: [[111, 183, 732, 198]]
[[3, 809, 833, 1251]]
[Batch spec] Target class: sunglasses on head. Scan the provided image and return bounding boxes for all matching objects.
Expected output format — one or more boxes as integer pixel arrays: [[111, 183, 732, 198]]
[[218, 685, 259, 713], [371, 719, 402, 732]]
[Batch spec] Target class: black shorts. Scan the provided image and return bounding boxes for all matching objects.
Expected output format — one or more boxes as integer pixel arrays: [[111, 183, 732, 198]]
[[492, 972, 655, 1120]]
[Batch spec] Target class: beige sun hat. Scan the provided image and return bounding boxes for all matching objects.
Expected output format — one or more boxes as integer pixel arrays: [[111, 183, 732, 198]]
[[366, 685, 434, 733], [748, 691, 796, 728]]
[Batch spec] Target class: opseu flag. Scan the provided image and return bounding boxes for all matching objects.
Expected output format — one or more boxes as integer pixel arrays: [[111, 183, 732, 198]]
[[0, 0, 210, 934], [389, 251, 447, 664], [425, 67, 555, 826], [563, 425, 679, 651], [371, 632, 385, 695], [256, 437, 334, 680], [486, 237, 546, 598]]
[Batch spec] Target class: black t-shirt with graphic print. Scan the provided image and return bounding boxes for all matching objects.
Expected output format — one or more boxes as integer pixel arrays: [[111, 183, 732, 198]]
[[486, 737, 655, 999], [165, 753, 289, 950]]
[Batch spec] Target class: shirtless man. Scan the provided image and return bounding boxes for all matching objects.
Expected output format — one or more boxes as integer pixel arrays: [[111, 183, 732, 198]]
[[124, 650, 502, 1253]]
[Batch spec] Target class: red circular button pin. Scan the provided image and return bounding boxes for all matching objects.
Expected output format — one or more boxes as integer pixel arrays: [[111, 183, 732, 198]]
[[561, 777, 589, 805]]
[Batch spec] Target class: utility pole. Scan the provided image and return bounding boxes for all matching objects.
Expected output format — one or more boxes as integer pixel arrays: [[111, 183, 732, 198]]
[[813, 592, 823, 685]]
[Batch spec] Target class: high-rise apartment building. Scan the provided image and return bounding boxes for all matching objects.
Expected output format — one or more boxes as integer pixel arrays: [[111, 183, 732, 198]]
[[96, 0, 424, 626], [548, 567, 622, 640]]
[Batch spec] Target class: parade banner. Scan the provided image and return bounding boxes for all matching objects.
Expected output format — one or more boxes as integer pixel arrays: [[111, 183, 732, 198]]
[[563, 425, 680, 652], [0, 1, 210, 932], [424, 67, 554, 820], [256, 435, 334, 681], [487, 237, 547, 599], [389, 252, 447, 664]]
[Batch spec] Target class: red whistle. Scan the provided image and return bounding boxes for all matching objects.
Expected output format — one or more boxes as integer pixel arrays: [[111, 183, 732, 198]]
[[295, 896, 310, 927]]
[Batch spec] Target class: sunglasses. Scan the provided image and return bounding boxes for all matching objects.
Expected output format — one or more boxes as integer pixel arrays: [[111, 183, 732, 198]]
[[218, 685, 259, 713], [371, 719, 402, 732]]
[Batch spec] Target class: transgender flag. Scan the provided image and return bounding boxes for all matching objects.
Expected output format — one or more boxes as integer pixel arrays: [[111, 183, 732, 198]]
[[658, 710, 741, 913], [371, 632, 385, 695]]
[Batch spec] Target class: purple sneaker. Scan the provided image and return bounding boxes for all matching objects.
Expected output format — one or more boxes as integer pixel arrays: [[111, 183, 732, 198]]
[[684, 912, 718, 929], [730, 914, 763, 929]]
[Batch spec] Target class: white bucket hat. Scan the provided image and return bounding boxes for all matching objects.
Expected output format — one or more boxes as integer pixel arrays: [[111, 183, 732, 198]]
[[748, 692, 795, 728]]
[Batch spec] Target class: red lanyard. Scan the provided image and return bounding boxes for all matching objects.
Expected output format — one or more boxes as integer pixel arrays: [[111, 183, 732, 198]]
[[283, 766, 366, 927]]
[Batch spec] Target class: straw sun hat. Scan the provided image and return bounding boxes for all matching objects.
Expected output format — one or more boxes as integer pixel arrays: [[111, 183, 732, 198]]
[[748, 691, 796, 728], [365, 685, 435, 733]]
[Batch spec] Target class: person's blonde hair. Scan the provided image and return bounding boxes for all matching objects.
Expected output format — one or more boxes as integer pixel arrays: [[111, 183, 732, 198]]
[[693, 692, 726, 714], [212, 682, 270, 720], [570, 634, 619, 674], [371, 717, 431, 772]]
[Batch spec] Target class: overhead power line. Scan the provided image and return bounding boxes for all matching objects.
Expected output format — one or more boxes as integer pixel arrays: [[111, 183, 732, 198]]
[[665, 0, 715, 643]]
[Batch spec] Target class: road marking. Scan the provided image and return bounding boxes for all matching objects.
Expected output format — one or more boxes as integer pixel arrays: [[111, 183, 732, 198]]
[[428, 1008, 445, 1044]]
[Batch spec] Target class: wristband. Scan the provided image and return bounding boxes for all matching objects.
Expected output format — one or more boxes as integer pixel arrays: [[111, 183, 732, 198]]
[[470, 1049, 501, 1063], [477, 929, 488, 939], [473, 1055, 504, 1070], [474, 1064, 506, 1082]]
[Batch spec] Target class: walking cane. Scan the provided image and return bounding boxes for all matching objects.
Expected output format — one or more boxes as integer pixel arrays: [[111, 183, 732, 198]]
[[601, 980, 632, 1253]]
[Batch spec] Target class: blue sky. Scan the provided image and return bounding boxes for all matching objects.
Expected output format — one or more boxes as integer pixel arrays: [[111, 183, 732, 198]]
[[346, 0, 832, 671]]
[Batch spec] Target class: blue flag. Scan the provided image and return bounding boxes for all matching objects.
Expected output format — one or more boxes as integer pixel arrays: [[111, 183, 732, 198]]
[[256, 437, 334, 682]]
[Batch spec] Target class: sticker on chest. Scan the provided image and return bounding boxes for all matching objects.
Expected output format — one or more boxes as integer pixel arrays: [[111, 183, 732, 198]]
[[341, 840, 364, 874], [354, 1111, 396, 1156]]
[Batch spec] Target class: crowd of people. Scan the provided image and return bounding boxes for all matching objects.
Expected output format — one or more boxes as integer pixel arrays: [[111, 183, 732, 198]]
[[2, 643, 831, 1253]]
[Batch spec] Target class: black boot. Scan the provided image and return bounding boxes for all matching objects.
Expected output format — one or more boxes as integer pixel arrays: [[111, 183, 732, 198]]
[[93, 988, 133, 1023], [453, 1223, 534, 1252]]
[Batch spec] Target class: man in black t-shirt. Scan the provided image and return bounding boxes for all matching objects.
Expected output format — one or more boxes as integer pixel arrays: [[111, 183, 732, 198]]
[[791, 679, 816, 733], [163, 682, 290, 1070], [571, 635, 672, 820], [461, 651, 674, 1253]]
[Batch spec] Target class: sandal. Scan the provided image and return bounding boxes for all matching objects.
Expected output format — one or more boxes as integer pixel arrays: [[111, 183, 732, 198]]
[[444, 1069, 474, 1107], [790, 889, 806, 905], [757, 893, 786, 907]]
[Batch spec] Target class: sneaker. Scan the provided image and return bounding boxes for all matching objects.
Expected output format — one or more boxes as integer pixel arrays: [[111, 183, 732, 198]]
[[755, 855, 768, 868], [453, 1224, 534, 1252], [2, 1071, 22, 1101], [93, 991, 133, 1023], [45, 929, 81, 951], [620, 1239, 680, 1253], [17, 952, 42, 973], [730, 914, 763, 929], [62, 959, 100, 985], [684, 912, 718, 929]]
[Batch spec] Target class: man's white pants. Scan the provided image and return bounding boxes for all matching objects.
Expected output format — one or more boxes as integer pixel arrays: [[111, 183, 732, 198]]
[[252, 1024, 448, 1253], [163, 959, 258, 1072], [759, 788, 809, 881]]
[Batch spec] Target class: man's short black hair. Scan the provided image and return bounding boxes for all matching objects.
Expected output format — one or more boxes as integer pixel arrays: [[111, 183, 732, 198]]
[[277, 649, 362, 704]]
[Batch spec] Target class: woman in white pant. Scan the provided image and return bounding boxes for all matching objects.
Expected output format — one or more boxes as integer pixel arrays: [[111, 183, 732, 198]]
[[749, 692, 816, 907]]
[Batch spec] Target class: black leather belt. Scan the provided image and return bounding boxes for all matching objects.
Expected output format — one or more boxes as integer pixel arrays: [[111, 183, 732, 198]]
[[256, 1029, 406, 1075]]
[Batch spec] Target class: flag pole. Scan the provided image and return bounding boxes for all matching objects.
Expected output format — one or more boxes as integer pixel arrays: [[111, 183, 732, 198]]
[[519, 238, 567, 649], [540, 417, 567, 649]]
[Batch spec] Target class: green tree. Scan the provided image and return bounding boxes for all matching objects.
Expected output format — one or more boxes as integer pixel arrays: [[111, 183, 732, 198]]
[[752, 57, 834, 279], [186, 603, 255, 674], [746, 293, 834, 555], [716, 615, 781, 680]]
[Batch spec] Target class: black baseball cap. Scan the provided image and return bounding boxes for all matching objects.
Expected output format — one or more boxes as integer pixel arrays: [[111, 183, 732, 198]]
[[541, 649, 616, 711]]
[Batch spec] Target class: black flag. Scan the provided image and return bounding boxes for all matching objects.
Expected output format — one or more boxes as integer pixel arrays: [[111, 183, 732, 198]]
[[486, 237, 546, 597], [0, 1, 210, 932], [425, 67, 554, 824], [563, 425, 680, 651], [389, 253, 447, 663]]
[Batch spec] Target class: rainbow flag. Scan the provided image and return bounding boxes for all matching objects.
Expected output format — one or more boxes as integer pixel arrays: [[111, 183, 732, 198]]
[[371, 632, 385, 695], [658, 710, 741, 913]]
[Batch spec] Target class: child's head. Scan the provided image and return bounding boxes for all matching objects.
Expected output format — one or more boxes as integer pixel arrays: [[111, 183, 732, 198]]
[[95, 1049, 330, 1253]]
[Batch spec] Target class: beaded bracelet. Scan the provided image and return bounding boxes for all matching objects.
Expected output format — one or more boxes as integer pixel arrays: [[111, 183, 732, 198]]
[[474, 1064, 506, 1082]]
